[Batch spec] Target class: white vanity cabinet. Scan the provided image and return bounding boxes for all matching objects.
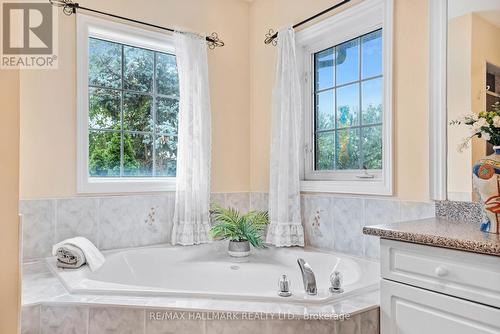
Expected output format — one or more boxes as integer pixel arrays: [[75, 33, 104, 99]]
[[380, 239, 500, 334]]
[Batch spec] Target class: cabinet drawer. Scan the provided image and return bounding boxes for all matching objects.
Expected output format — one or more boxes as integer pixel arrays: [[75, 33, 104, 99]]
[[381, 239, 500, 308], [381, 279, 500, 334]]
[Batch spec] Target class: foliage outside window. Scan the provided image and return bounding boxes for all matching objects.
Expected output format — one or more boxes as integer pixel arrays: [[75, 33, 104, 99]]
[[88, 37, 178, 178], [313, 29, 383, 172]]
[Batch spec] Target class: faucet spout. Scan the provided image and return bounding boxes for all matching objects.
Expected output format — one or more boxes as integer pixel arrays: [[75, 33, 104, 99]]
[[297, 258, 317, 295]]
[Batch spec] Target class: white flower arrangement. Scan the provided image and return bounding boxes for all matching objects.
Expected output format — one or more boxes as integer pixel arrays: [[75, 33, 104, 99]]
[[451, 102, 500, 152]]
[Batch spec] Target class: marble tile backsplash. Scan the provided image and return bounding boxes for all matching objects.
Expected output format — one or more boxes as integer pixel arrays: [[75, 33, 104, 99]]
[[19, 193, 251, 261], [301, 194, 435, 259], [20, 192, 434, 261]]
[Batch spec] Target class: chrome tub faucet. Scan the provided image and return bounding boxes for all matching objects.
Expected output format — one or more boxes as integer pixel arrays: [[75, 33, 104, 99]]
[[297, 258, 317, 295]]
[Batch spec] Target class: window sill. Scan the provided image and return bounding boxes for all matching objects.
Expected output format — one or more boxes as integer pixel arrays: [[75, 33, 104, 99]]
[[300, 179, 392, 196], [77, 177, 176, 194]]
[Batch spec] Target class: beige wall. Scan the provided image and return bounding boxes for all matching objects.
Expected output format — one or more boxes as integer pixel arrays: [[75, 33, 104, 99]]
[[20, 0, 251, 199], [249, 0, 430, 200], [0, 68, 20, 333], [21, 0, 432, 201]]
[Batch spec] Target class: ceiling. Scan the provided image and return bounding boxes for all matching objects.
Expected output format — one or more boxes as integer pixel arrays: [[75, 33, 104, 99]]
[[448, 0, 500, 19], [477, 10, 500, 28]]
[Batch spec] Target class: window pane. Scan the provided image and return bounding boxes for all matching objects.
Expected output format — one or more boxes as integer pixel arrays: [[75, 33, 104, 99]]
[[336, 128, 360, 170], [123, 132, 153, 176], [89, 131, 121, 177], [156, 53, 179, 96], [315, 48, 334, 90], [361, 30, 382, 79], [123, 93, 152, 132], [316, 90, 335, 131], [155, 135, 177, 176], [89, 88, 121, 130], [124, 46, 154, 93], [315, 132, 335, 170], [362, 126, 382, 169], [362, 78, 382, 125], [336, 39, 359, 85], [89, 38, 121, 89], [157, 97, 178, 135], [336, 83, 359, 128]]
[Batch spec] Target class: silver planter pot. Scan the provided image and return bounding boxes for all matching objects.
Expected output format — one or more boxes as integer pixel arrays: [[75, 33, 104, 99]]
[[228, 240, 250, 257]]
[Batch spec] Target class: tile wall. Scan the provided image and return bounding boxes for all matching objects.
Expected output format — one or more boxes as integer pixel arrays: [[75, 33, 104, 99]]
[[20, 192, 435, 261], [21, 303, 380, 334]]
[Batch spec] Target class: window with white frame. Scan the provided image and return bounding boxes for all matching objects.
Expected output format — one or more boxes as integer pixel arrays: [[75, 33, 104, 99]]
[[298, 0, 392, 195], [313, 30, 382, 172], [77, 15, 178, 192]]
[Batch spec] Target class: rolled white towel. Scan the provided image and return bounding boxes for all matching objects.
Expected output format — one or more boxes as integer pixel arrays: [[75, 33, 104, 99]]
[[52, 237, 105, 271], [55, 244, 85, 268]]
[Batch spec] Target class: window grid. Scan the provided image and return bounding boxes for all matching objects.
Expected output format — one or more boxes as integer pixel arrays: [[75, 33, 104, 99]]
[[313, 29, 382, 172], [88, 37, 178, 178]]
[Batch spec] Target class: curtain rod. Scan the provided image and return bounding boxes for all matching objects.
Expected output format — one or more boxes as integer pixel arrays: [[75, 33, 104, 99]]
[[49, 0, 225, 49], [264, 0, 352, 46]]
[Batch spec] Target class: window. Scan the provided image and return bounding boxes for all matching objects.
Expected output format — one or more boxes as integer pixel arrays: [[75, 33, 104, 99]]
[[88, 38, 178, 178], [297, 0, 393, 195], [77, 14, 178, 192], [314, 30, 382, 172]]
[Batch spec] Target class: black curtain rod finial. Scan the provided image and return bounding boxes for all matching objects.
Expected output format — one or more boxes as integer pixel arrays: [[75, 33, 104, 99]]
[[264, 0, 352, 46], [207, 32, 224, 49], [49, 0, 225, 48], [264, 29, 278, 46], [49, 0, 76, 15]]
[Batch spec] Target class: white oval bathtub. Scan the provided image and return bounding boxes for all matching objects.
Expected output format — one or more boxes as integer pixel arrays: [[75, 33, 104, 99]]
[[47, 243, 379, 305]]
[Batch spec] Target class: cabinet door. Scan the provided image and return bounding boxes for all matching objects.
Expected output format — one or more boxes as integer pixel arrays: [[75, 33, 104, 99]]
[[381, 279, 500, 334], [380, 239, 500, 308]]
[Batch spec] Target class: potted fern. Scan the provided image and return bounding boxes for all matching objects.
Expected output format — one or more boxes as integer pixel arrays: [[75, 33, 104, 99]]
[[210, 205, 269, 257]]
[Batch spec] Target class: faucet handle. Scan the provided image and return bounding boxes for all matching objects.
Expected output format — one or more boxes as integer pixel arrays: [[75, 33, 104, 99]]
[[329, 270, 344, 293], [278, 274, 292, 297]]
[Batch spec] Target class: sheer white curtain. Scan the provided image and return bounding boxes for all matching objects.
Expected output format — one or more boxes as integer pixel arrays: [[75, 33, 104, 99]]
[[171, 32, 212, 245], [266, 27, 304, 247]]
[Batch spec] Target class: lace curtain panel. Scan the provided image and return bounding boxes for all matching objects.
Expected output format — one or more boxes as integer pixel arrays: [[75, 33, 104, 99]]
[[266, 27, 304, 247], [171, 32, 212, 245]]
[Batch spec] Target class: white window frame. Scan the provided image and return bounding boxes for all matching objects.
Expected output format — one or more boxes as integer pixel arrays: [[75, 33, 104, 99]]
[[296, 0, 393, 195], [76, 14, 177, 193]]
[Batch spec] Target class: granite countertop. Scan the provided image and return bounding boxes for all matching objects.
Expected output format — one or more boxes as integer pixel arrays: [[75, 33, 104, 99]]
[[363, 217, 500, 256]]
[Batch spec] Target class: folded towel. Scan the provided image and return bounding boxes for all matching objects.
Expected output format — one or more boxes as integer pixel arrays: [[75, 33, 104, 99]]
[[52, 237, 105, 271], [57, 259, 85, 269], [55, 244, 85, 268]]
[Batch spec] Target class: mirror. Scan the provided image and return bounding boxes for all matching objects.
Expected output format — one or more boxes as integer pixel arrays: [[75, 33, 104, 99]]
[[446, 0, 500, 201]]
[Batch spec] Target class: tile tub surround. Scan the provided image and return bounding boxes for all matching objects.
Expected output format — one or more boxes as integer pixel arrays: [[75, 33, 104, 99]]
[[19, 192, 252, 261], [301, 194, 435, 259], [22, 304, 379, 334], [363, 217, 500, 256], [21, 261, 380, 334], [19, 192, 435, 261], [20, 194, 176, 261]]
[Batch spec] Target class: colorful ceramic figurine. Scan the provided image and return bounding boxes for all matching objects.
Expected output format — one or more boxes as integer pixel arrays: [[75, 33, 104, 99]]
[[473, 147, 500, 234], [452, 102, 500, 234]]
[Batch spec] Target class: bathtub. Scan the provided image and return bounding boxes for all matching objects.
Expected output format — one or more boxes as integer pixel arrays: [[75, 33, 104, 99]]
[[47, 242, 379, 305]]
